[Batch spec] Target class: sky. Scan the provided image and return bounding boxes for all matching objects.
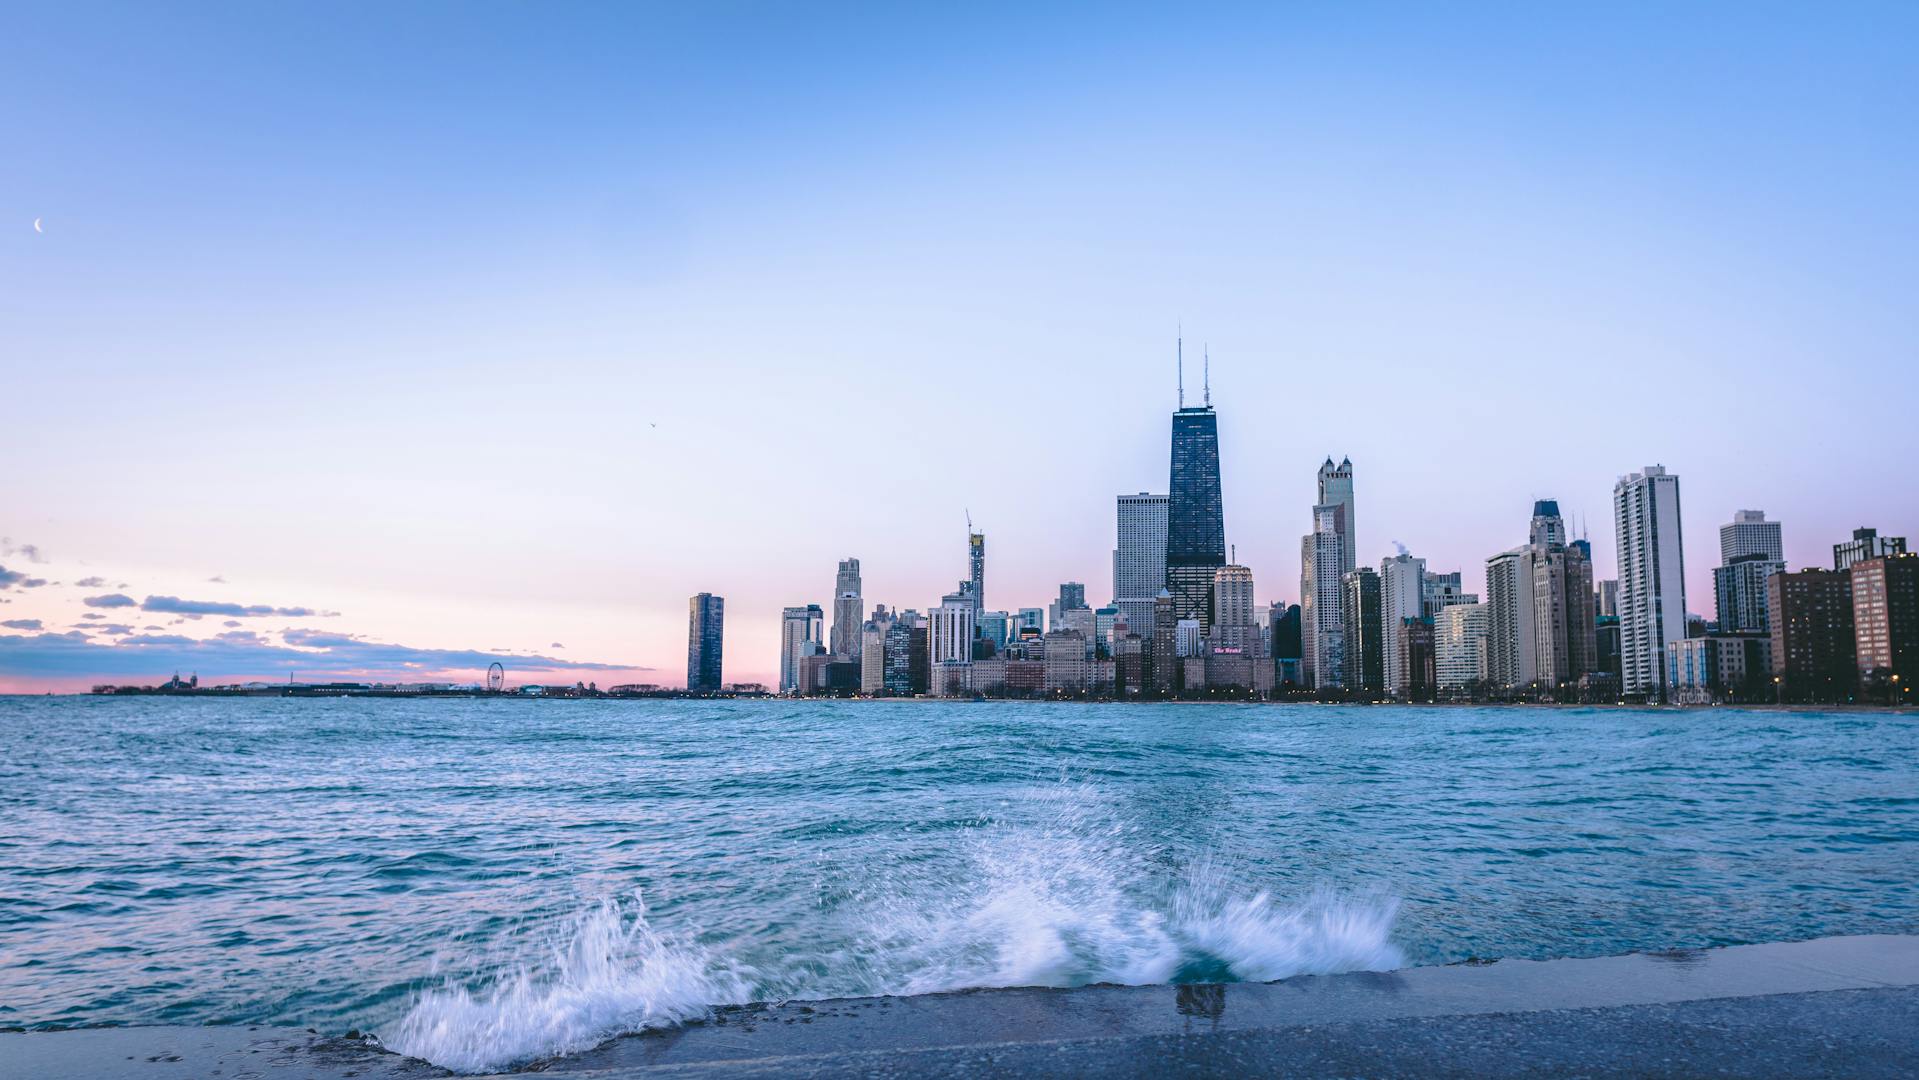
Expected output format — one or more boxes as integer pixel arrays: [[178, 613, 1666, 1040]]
[[3, 2, 1916, 691]]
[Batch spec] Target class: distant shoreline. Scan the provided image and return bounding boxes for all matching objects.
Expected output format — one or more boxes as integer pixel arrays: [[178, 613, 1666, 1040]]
[[5, 690, 1908, 711]]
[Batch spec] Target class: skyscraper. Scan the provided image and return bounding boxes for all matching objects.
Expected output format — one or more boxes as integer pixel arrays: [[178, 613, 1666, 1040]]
[[1721, 510, 1784, 563], [1614, 465, 1688, 701], [1300, 457, 1356, 690], [1113, 492, 1170, 638], [930, 592, 977, 667], [1769, 569, 1856, 703], [1165, 342, 1226, 632], [1150, 589, 1178, 696], [830, 558, 862, 661], [1301, 503, 1347, 688], [968, 528, 986, 613], [1340, 566, 1383, 695], [1835, 526, 1908, 571], [1433, 602, 1489, 693], [1595, 579, 1619, 617], [1211, 563, 1257, 651], [860, 605, 892, 695], [1535, 536, 1598, 691], [686, 593, 724, 692], [1852, 553, 1918, 702], [779, 604, 824, 693], [1485, 545, 1536, 689], [1379, 551, 1425, 697]]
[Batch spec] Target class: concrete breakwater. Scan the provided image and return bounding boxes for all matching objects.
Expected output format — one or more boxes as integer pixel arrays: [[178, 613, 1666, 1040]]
[[6, 935, 1917, 1078]]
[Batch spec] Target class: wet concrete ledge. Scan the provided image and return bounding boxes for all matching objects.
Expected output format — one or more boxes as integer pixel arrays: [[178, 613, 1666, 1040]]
[[6, 934, 1918, 1078]]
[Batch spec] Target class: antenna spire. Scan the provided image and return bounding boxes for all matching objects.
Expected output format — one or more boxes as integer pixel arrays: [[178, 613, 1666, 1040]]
[[1203, 343, 1211, 407], [1177, 323, 1184, 408]]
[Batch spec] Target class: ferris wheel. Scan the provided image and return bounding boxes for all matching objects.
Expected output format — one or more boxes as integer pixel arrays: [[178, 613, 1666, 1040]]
[[486, 662, 505, 692]]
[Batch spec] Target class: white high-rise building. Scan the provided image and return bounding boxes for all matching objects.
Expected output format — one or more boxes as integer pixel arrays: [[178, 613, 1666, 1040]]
[[929, 594, 977, 667], [1434, 602, 1490, 691], [1379, 551, 1426, 697], [779, 604, 824, 693], [859, 605, 892, 695], [1720, 510, 1783, 563], [1300, 503, 1347, 688], [1112, 493, 1170, 641], [1303, 457, 1356, 689], [830, 557, 862, 661], [1614, 465, 1688, 700], [1485, 546, 1536, 689]]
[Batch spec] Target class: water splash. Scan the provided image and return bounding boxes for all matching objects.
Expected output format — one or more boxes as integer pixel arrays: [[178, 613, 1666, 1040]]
[[383, 894, 748, 1074]]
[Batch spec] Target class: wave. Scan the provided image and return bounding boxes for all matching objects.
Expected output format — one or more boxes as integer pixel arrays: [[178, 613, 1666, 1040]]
[[383, 895, 750, 1074], [386, 785, 1402, 1074]]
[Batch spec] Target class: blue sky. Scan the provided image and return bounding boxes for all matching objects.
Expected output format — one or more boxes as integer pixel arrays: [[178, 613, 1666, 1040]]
[[3, 2, 1916, 687]]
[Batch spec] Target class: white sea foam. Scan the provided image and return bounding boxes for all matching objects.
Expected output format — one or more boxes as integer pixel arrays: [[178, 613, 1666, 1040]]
[[383, 894, 748, 1074], [386, 786, 1403, 1074]]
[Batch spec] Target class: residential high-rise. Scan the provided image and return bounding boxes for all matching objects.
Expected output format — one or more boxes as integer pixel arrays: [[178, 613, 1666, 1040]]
[[1433, 602, 1489, 693], [1301, 503, 1347, 688], [1050, 582, 1088, 625], [830, 558, 862, 661], [1379, 551, 1425, 698], [1211, 563, 1258, 651], [1269, 602, 1303, 688], [686, 593, 724, 692], [1485, 546, 1536, 690], [1340, 567, 1383, 695], [1614, 466, 1688, 701], [1150, 590, 1178, 696], [1714, 554, 1784, 635], [1015, 608, 1045, 638], [1093, 607, 1119, 659], [1165, 354, 1226, 632], [779, 604, 824, 693], [969, 529, 986, 612], [1721, 510, 1784, 563], [929, 592, 977, 667], [1835, 527, 1908, 571], [1851, 553, 1918, 703], [1399, 618, 1436, 702], [859, 605, 893, 695], [1421, 570, 1476, 618], [882, 611, 922, 696], [1595, 579, 1619, 617], [1535, 537, 1598, 691], [1113, 493, 1170, 638], [1769, 569, 1855, 703]]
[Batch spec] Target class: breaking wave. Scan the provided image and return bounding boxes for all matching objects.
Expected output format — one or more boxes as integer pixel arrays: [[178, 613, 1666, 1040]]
[[384, 895, 750, 1074], [386, 785, 1402, 1073]]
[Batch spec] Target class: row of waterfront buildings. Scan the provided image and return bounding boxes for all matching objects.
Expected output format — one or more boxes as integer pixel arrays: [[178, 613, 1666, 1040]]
[[684, 356, 1914, 706]]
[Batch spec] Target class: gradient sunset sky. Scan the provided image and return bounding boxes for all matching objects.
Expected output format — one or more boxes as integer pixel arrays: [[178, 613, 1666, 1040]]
[[4, 2, 1916, 691]]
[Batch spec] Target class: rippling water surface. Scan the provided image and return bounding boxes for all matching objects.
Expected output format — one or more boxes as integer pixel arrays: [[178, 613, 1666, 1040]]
[[2, 698, 1915, 1071]]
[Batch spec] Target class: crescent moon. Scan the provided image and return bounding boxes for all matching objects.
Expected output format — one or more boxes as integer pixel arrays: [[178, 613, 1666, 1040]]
[[32, 218, 42, 234]]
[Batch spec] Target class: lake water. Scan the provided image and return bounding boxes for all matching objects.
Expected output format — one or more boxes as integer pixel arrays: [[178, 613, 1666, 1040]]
[[2, 697, 1914, 1071]]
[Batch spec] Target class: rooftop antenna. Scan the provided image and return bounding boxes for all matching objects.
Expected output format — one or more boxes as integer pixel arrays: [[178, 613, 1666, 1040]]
[[1177, 323, 1185, 408], [1204, 343, 1211, 407]]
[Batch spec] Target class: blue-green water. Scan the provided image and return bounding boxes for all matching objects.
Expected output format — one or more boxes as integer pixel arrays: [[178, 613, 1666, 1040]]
[[2, 698, 1915, 1071]]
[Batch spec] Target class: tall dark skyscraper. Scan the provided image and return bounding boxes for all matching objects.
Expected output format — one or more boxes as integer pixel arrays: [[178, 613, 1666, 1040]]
[[1165, 340, 1226, 631], [686, 592, 724, 692], [968, 528, 986, 612]]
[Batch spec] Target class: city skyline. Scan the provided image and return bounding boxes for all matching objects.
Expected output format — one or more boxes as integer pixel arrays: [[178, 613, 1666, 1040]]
[[5, 4, 1918, 691]]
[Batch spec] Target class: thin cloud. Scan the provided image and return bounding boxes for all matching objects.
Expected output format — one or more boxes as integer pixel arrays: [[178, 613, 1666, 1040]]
[[2, 619, 43, 631], [141, 595, 336, 618], [0, 629, 646, 683], [207, 575, 227, 583], [75, 576, 107, 588], [85, 594, 138, 608], [0, 539, 48, 563], [0, 565, 49, 590]]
